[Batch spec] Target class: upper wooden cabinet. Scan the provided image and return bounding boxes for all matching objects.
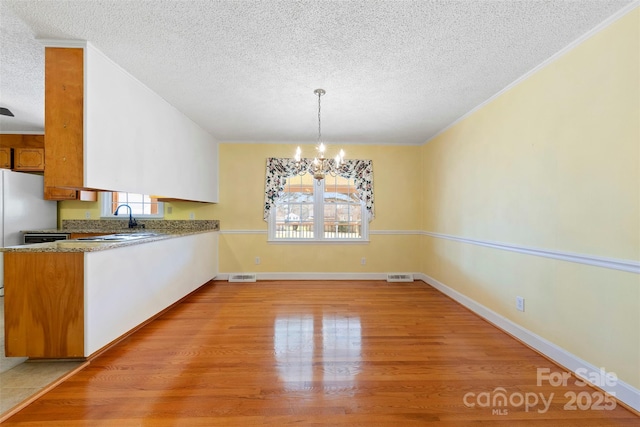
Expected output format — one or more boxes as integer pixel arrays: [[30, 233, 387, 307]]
[[0, 133, 96, 198], [0, 134, 22, 148], [44, 187, 77, 200], [44, 187, 97, 201], [0, 134, 46, 171], [14, 148, 45, 171], [0, 147, 11, 169], [0, 134, 45, 149], [21, 135, 45, 148]]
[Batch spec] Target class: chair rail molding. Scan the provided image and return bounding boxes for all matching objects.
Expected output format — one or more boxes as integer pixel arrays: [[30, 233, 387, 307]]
[[421, 231, 640, 274]]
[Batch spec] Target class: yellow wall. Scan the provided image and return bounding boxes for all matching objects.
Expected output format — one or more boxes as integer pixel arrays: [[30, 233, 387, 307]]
[[421, 9, 639, 388], [215, 143, 422, 273], [57, 200, 101, 223]]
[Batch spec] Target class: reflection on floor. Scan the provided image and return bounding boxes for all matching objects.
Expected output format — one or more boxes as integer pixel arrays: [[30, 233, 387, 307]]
[[0, 297, 84, 418]]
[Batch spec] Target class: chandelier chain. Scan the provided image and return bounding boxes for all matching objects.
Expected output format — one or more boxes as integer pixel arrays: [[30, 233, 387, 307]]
[[294, 88, 343, 181], [317, 90, 322, 143]]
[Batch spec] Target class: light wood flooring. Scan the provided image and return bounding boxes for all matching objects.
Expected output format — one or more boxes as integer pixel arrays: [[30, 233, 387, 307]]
[[2, 280, 638, 425]]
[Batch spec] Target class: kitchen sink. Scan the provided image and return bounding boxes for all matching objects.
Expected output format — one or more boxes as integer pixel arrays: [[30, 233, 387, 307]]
[[75, 232, 162, 242]]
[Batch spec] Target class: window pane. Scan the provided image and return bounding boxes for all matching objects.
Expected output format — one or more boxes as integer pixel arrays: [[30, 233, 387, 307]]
[[274, 174, 315, 239], [323, 176, 362, 239], [270, 171, 365, 241], [112, 192, 162, 217]]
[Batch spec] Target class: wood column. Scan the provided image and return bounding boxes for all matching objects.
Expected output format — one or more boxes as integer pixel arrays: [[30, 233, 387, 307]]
[[44, 47, 84, 190]]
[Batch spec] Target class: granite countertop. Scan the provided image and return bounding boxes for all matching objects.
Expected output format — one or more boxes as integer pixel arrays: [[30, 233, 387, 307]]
[[4, 219, 219, 253], [27, 219, 219, 234], [1, 229, 215, 253]]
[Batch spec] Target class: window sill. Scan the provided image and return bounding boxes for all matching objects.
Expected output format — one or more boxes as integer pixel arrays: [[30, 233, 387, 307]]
[[268, 239, 370, 245]]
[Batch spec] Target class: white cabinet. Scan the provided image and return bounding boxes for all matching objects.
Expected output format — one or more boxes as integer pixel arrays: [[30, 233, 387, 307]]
[[45, 42, 219, 203]]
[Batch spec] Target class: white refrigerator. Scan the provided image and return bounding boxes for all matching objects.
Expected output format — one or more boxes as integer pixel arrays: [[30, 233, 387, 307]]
[[0, 170, 57, 295]]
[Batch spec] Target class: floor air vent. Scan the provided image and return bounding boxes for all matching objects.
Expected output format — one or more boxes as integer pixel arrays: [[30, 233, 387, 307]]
[[386, 273, 414, 282], [228, 274, 257, 283]]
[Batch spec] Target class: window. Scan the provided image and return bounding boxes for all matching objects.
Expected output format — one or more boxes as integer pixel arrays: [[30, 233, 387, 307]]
[[101, 192, 164, 218], [269, 173, 368, 241]]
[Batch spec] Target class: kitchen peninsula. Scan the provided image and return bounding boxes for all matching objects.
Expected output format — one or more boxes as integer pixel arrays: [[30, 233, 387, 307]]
[[1, 220, 219, 360]]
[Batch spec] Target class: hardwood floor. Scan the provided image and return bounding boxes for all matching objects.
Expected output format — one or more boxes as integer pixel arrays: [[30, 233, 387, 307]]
[[2, 280, 638, 425]]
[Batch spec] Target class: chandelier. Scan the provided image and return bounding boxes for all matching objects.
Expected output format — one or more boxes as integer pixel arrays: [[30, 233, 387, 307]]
[[294, 88, 345, 180]]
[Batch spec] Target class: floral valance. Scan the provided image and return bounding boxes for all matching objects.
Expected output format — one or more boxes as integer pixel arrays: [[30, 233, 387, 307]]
[[264, 157, 374, 221]]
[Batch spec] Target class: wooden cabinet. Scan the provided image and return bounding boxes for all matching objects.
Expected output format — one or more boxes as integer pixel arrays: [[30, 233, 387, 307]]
[[21, 134, 45, 147], [13, 147, 45, 171], [0, 134, 46, 171], [0, 130, 97, 198], [45, 187, 98, 201], [0, 147, 11, 168], [0, 130, 97, 199], [0, 134, 22, 147], [44, 187, 77, 200], [4, 252, 84, 358], [0, 134, 44, 148]]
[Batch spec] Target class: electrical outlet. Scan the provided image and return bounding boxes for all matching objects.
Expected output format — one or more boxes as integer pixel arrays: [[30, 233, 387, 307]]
[[361, 257, 366, 265], [255, 256, 261, 265], [167, 206, 173, 214], [189, 212, 195, 220], [516, 296, 525, 312], [85, 211, 91, 219]]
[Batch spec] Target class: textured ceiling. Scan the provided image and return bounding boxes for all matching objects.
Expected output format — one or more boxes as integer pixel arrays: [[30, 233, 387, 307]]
[[0, 0, 636, 144]]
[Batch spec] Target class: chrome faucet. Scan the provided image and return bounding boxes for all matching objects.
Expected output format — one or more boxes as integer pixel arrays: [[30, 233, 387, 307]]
[[114, 204, 138, 228]]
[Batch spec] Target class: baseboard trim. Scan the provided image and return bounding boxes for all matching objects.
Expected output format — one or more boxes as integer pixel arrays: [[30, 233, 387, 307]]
[[415, 272, 640, 414], [217, 272, 391, 281]]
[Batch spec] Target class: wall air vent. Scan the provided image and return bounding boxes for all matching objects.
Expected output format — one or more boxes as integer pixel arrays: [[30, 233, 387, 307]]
[[228, 274, 257, 283], [386, 273, 414, 283]]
